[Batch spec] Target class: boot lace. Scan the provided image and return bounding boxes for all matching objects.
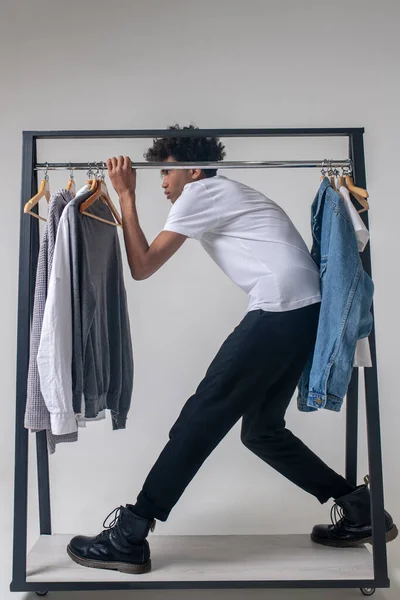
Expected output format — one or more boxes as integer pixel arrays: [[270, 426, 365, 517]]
[[330, 502, 346, 530], [93, 506, 156, 543], [94, 506, 124, 542], [330, 475, 370, 530]]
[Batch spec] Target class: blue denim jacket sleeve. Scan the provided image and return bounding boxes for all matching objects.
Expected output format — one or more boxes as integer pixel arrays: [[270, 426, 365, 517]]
[[297, 181, 374, 413]]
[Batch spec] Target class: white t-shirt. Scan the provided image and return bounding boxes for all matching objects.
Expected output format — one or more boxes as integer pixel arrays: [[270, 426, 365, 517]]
[[339, 186, 370, 252], [163, 175, 321, 314]]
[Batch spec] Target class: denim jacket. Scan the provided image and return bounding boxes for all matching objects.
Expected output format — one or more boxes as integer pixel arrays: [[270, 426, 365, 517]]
[[297, 178, 374, 412]]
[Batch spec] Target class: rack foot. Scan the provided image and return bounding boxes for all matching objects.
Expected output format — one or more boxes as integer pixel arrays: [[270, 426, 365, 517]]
[[360, 588, 375, 596], [35, 592, 48, 597]]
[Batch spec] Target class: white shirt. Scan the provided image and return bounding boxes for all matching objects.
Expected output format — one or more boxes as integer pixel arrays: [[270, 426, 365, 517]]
[[340, 186, 370, 252], [163, 175, 321, 314], [339, 185, 372, 368], [37, 208, 77, 435]]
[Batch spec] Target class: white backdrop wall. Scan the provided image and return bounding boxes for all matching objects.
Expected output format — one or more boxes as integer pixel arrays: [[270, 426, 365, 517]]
[[1, 1, 399, 599]]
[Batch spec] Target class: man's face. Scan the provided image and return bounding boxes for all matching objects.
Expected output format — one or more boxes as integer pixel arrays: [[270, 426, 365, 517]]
[[161, 156, 203, 204]]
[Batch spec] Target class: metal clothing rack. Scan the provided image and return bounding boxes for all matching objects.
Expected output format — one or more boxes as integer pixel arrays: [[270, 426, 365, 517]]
[[11, 128, 388, 597]]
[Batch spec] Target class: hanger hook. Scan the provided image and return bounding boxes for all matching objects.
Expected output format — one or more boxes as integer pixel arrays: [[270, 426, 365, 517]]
[[343, 162, 351, 177], [69, 162, 74, 180], [87, 162, 93, 179], [321, 159, 327, 176], [44, 162, 49, 181]]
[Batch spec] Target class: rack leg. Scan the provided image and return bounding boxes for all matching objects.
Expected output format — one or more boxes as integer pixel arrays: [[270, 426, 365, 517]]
[[12, 132, 38, 588], [36, 430, 51, 534], [346, 369, 359, 486], [350, 132, 389, 586]]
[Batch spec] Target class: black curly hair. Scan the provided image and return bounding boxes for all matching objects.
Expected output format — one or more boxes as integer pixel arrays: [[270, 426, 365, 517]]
[[144, 124, 226, 178]]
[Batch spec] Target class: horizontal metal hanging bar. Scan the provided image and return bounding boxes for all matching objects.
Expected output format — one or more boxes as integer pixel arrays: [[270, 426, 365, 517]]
[[35, 159, 352, 171], [25, 127, 365, 139]]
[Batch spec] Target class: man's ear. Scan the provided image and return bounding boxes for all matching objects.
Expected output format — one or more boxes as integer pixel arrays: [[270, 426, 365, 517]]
[[191, 168, 203, 181]]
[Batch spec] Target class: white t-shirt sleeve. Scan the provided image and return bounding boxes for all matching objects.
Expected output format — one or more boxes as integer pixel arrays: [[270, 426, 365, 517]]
[[163, 181, 220, 240], [37, 212, 78, 435]]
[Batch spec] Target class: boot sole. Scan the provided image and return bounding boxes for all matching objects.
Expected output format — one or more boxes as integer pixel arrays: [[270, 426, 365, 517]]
[[311, 524, 399, 548], [67, 544, 151, 574]]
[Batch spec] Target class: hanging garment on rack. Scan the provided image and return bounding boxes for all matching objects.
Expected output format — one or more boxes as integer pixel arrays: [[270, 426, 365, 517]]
[[339, 185, 372, 368], [24, 189, 78, 453], [62, 184, 107, 426], [25, 186, 104, 440], [37, 189, 133, 434], [297, 178, 374, 413], [163, 175, 322, 313], [340, 186, 370, 252]]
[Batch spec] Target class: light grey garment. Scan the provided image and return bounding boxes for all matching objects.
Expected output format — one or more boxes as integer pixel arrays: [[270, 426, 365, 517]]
[[67, 193, 133, 427], [24, 189, 78, 454]]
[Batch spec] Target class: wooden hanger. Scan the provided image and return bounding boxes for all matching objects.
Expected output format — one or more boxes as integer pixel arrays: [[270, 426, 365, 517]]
[[342, 168, 369, 213], [84, 165, 108, 206], [345, 174, 369, 199], [24, 170, 51, 222], [327, 161, 337, 191], [66, 178, 76, 196], [346, 181, 369, 212], [329, 171, 337, 191], [87, 177, 98, 191], [334, 168, 341, 191], [82, 164, 98, 194], [79, 176, 122, 228], [353, 196, 369, 213], [66, 166, 76, 197]]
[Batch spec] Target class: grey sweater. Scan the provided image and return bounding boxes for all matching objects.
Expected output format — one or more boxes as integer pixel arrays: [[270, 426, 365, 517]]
[[67, 192, 133, 428]]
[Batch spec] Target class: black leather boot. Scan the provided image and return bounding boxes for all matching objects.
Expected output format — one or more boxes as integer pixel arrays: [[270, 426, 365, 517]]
[[311, 481, 398, 548], [67, 505, 156, 574]]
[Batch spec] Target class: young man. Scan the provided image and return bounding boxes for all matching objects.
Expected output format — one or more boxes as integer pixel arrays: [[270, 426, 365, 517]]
[[67, 125, 397, 574]]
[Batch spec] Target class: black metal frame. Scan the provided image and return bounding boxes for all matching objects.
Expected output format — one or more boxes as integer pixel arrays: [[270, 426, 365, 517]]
[[10, 127, 389, 593]]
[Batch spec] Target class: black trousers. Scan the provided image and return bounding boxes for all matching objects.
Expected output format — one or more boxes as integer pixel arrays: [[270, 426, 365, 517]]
[[133, 303, 352, 522]]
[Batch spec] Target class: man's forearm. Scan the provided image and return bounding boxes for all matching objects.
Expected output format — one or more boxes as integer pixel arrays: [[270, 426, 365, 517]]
[[119, 191, 149, 280]]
